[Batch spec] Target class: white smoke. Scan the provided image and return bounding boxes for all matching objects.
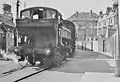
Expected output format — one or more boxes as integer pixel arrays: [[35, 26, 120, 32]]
[[0, 50, 19, 63]]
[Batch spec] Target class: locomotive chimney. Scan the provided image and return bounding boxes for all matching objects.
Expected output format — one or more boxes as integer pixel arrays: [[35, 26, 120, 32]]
[[16, 0, 20, 18]]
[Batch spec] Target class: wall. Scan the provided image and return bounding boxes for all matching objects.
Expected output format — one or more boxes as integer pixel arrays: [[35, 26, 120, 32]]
[[98, 39, 104, 52], [6, 32, 14, 51], [98, 31, 117, 57], [86, 42, 91, 50], [93, 41, 98, 51], [73, 19, 98, 41]]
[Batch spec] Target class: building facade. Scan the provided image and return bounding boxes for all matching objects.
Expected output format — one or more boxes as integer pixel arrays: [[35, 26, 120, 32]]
[[68, 10, 98, 50], [0, 14, 16, 52], [97, 3, 118, 57]]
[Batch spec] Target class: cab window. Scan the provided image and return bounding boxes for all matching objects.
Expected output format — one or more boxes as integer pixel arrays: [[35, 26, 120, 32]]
[[31, 8, 56, 19], [21, 10, 30, 18]]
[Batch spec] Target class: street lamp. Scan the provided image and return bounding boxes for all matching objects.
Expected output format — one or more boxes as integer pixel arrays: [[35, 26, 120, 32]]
[[114, 1, 120, 77]]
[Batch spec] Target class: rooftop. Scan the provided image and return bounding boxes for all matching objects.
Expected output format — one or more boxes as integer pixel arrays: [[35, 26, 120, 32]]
[[67, 11, 99, 21]]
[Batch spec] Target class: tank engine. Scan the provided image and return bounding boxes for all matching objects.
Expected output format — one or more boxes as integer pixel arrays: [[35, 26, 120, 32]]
[[16, 7, 75, 65]]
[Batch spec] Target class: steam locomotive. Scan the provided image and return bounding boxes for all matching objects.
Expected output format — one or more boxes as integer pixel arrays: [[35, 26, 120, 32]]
[[16, 7, 76, 65]]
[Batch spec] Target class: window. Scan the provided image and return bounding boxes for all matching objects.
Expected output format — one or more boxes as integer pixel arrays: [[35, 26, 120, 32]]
[[21, 8, 57, 19], [110, 18, 112, 23], [106, 20, 109, 26], [99, 23, 101, 27], [31, 8, 56, 19], [114, 16, 117, 24], [33, 14, 39, 19], [95, 38, 98, 41], [104, 21, 106, 25], [67, 32, 71, 39], [45, 10, 56, 19], [91, 38, 93, 41], [95, 22, 97, 26], [59, 28, 61, 37], [21, 10, 30, 18]]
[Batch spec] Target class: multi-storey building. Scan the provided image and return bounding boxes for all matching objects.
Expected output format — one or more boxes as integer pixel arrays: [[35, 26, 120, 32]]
[[0, 4, 16, 52], [97, 3, 118, 57], [68, 10, 98, 41], [68, 10, 98, 50]]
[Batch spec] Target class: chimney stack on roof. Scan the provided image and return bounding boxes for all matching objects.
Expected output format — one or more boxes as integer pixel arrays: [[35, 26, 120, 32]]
[[112, 0, 118, 11], [2, 4, 13, 17], [106, 7, 112, 15], [90, 10, 92, 13], [99, 11, 103, 15], [99, 11, 103, 18], [76, 11, 79, 18], [90, 10, 93, 16]]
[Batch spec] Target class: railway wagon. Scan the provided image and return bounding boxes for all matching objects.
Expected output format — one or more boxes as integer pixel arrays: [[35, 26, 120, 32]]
[[16, 7, 75, 65]]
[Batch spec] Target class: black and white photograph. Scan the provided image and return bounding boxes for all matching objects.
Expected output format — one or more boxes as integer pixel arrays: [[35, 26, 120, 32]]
[[0, 0, 120, 82]]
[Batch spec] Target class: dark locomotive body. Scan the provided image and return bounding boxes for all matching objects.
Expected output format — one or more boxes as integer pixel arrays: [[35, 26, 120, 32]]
[[16, 7, 75, 65]]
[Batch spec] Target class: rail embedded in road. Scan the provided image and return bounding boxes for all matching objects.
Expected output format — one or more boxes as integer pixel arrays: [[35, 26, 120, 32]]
[[0, 62, 30, 78], [14, 66, 52, 82], [0, 64, 52, 82]]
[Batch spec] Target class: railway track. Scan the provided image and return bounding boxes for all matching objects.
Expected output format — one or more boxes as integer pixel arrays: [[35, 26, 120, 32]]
[[0, 64, 52, 82], [0, 55, 69, 82], [0, 62, 30, 78], [14, 66, 52, 82]]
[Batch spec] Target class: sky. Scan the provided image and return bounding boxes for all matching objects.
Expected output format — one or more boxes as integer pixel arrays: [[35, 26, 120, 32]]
[[0, 0, 118, 19]]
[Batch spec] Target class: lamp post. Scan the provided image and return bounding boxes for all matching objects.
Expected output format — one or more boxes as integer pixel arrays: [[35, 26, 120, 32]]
[[16, 0, 20, 47], [91, 22, 94, 51], [114, 1, 120, 77]]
